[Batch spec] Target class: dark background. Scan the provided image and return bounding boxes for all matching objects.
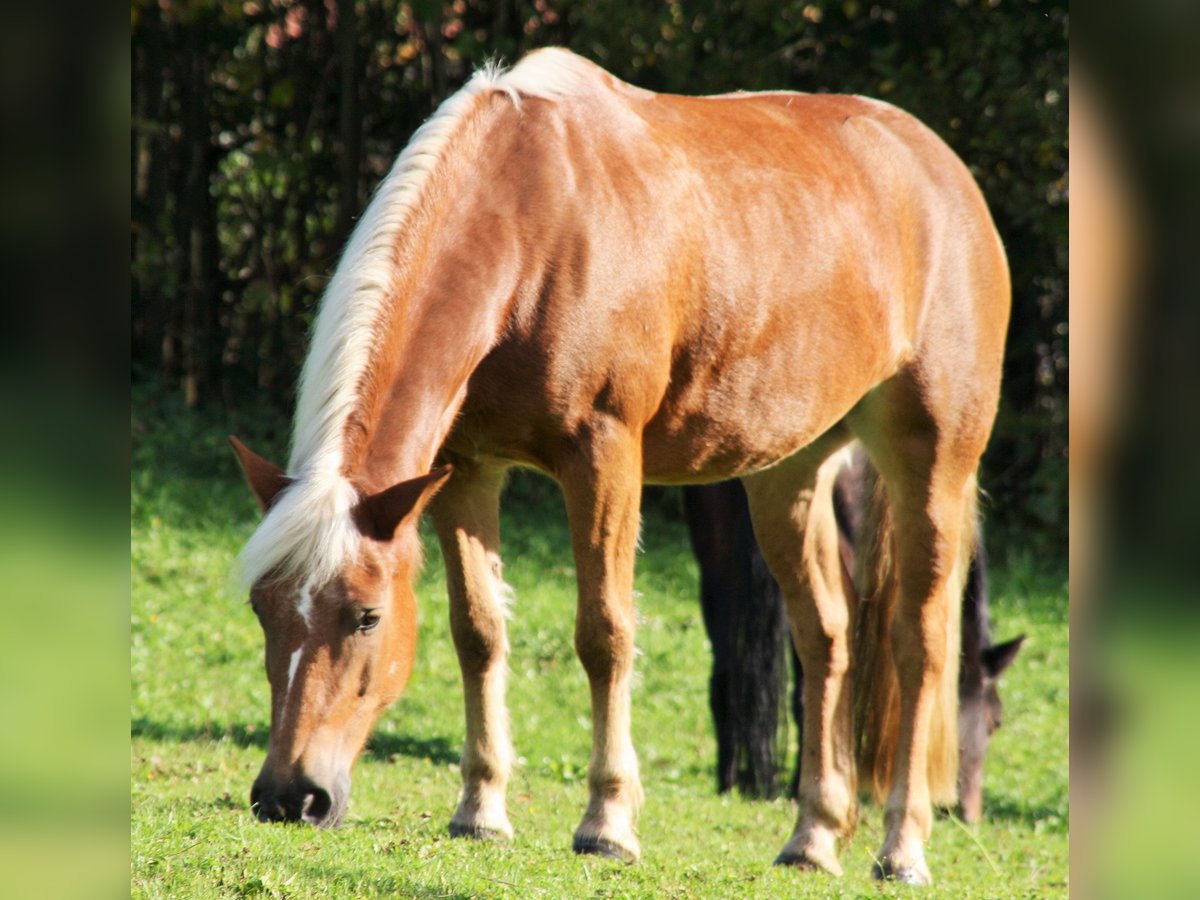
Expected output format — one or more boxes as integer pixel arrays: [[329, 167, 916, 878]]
[[130, 0, 1068, 563]]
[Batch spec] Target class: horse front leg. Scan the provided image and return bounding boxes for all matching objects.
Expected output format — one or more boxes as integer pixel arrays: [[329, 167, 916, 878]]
[[560, 422, 644, 862], [430, 460, 514, 841]]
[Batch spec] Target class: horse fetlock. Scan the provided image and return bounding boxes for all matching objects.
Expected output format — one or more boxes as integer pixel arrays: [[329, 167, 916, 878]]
[[586, 754, 643, 804], [460, 751, 513, 788], [802, 776, 855, 825], [884, 795, 933, 844]]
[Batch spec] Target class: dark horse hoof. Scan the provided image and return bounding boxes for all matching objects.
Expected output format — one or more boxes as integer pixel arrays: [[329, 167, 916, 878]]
[[573, 835, 637, 863], [872, 861, 931, 886], [448, 821, 509, 841]]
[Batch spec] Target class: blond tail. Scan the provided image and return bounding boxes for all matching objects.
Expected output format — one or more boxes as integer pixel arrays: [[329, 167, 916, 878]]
[[853, 472, 977, 807]]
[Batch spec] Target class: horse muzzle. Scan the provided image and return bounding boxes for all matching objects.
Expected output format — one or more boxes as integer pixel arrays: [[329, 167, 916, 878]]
[[250, 770, 350, 828]]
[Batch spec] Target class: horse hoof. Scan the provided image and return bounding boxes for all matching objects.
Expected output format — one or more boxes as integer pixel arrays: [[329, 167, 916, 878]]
[[448, 821, 510, 841], [573, 835, 638, 863], [774, 850, 842, 876], [774, 850, 817, 870], [872, 861, 931, 886]]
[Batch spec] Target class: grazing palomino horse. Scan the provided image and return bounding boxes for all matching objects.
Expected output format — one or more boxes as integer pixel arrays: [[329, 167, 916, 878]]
[[684, 454, 1024, 822], [231, 48, 1009, 885]]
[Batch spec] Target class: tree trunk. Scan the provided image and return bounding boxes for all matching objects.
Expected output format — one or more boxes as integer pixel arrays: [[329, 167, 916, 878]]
[[334, 0, 361, 249], [180, 30, 218, 407], [132, 3, 169, 375]]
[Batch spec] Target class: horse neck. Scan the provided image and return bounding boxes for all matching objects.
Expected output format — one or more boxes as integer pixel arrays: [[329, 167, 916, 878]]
[[343, 181, 517, 495]]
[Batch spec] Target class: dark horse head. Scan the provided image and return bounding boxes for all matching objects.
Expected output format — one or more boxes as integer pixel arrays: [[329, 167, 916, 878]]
[[956, 540, 1024, 823]]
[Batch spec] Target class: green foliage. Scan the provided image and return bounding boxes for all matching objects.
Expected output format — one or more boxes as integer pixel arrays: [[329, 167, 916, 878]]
[[131, 0, 1067, 558], [131, 403, 1068, 897]]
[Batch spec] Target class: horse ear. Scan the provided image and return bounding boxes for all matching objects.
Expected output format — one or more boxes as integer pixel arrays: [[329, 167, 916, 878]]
[[229, 436, 290, 513], [353, 465, 453, 542], [981, 634, 1025, 679]]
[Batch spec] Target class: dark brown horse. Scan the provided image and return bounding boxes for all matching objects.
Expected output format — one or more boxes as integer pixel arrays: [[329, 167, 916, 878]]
[[684, 451, 1023, 822], [231, 48, 1009, 884]]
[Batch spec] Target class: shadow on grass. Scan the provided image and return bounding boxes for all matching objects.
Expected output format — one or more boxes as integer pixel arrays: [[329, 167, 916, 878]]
[[131, 716, 460, 765], [365, 732, 460, 765], [980, 794, 1069, 832], [132, 716, 271, 749]]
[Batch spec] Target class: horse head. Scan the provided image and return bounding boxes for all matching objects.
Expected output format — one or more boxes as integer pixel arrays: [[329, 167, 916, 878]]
[[957, 633, 1024, 823], [231, 437, 450, 827]]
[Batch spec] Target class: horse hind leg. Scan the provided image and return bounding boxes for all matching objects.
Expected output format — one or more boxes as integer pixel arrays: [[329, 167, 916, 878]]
[[559, 421, 645, 862], [741, 434, 857, 876], [850, 373, 989, 886], [429, 459, 515, 842]]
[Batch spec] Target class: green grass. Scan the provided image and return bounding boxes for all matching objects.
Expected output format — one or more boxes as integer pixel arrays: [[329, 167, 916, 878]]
[[131, 400, 1068, 897]]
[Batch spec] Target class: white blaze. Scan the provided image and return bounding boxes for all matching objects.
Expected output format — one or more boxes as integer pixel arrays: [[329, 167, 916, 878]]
[[284, 576, 319, 706], [287, 647, 303, 695], [296, 575, 317, 631]]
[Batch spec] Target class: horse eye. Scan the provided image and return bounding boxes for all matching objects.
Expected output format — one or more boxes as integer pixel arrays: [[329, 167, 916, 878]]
[[358, 610, 381, 633]]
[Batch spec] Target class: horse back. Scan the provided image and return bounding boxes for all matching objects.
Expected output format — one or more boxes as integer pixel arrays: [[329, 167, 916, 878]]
[[446, 60, 1008, 480]]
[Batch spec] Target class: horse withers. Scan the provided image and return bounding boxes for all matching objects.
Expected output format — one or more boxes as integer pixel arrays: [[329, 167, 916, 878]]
[[231, 48, 1010, 885]]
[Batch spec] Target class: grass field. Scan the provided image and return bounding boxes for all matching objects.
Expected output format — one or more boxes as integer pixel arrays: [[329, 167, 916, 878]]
[[131, 398, 1068, 898]]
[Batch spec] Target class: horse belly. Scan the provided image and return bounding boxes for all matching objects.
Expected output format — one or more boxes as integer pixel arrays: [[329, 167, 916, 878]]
[[641, 241, 905, 482], [640, 333, 884, 483]]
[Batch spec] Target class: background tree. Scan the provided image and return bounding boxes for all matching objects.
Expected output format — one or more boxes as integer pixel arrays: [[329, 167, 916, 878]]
[[131, 0, 1067, 559]]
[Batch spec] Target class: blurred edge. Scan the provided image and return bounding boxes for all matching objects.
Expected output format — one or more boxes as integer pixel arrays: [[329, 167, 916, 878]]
[[1074, 1, 1200, 897], [0, 3, 129, 899]]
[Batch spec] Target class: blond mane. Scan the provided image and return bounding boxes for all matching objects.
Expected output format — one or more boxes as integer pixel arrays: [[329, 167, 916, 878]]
[[237, 49, 594, 592]]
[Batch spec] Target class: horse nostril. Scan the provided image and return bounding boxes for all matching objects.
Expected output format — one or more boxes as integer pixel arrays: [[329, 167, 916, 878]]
[[250, 782, 277, 822], [300, 785, 333, 825], [251, 777, 295, 822]]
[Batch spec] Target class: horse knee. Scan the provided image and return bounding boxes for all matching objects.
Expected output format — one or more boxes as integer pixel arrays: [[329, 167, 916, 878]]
[[451, 605, 508, 675], [575, 604, 636, 680]]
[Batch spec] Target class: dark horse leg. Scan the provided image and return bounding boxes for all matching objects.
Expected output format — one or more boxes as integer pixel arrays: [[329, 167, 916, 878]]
[[684, 484, 741, 793], [684, 482, 788, 798], [683, 470, 857, 803]]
